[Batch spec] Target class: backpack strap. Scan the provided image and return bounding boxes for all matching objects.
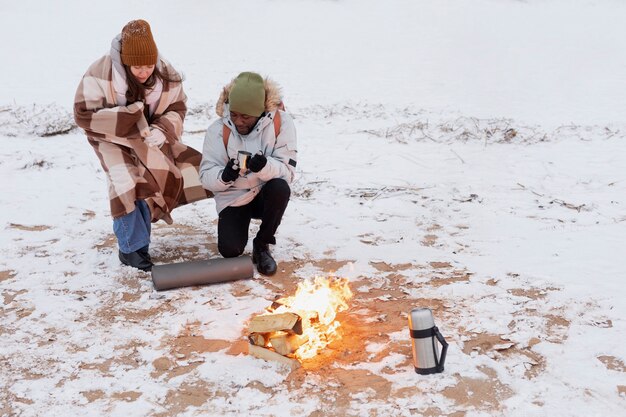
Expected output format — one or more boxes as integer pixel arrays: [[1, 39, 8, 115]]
[[273, 109, 281, 138], [221, 105, 283, 152]]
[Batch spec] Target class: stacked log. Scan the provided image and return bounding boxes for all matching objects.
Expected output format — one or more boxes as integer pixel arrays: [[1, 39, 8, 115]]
[[246, 312, 308, 369]]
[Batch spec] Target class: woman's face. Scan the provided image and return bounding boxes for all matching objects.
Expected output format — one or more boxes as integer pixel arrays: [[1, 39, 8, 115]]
[[130, 65, 155, 84]]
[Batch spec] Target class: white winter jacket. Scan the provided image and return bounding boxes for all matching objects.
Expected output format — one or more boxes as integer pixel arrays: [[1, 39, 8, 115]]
[[199, 78, 297, 213]]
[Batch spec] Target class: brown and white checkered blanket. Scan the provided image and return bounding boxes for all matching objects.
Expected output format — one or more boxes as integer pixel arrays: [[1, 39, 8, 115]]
[[74, 55, 211, 223]]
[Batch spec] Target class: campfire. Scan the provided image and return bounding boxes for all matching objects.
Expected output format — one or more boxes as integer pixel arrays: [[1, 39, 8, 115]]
[[247, 276, 353, 368]]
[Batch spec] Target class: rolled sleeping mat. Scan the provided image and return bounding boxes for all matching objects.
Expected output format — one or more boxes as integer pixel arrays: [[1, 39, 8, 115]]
[[151, 256, 254, 291]]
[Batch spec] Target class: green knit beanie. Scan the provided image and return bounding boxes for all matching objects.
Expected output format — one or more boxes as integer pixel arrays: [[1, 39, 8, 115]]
[[229, 72, 266, 117]]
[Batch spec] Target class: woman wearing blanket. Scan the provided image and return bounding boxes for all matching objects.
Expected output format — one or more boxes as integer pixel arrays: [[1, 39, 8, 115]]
[[74, 19, 211, 272]]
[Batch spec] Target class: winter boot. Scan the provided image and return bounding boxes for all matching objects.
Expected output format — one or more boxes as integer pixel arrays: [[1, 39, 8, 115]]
[[137, 245, 152, 262], [119, 248, 153, 272], [252, 239, 277, 276]]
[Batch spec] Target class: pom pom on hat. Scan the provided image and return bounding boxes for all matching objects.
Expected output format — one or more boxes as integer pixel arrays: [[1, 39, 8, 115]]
[[121, 19, 158, 66], [229, 72, 266, 117]]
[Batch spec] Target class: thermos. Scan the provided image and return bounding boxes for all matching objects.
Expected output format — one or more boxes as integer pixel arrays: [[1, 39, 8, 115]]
[[151, 256, 254, 291], [408, 307, 448, 375]]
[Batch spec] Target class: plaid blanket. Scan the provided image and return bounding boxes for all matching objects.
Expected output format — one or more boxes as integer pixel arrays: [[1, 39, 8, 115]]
[[74, 55, 211, 223]]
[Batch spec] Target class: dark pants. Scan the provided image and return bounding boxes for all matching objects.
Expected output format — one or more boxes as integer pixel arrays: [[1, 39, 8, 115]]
[[218, 178, 291, 258]]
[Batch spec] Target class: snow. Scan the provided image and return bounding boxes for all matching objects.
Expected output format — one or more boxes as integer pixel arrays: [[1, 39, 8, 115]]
[[1, 0, 625, 416]]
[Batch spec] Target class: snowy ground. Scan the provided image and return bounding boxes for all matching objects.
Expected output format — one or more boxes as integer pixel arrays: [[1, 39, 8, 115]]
[[1, 1, 625, 416], [2, 103, 624, 416]]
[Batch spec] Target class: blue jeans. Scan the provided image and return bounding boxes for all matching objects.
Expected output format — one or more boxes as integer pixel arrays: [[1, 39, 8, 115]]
[[113, 200, 151, 254]]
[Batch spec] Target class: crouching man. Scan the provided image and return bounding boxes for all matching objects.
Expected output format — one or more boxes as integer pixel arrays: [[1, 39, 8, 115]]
[[199, 72, 297, 276]]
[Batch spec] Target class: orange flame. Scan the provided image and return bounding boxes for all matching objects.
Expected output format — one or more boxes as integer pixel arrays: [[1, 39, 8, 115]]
[[269, 276, 352, 360]]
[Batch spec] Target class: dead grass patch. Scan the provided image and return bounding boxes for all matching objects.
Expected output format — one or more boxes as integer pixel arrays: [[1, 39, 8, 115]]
[[597, 355, 626, 372], [8, 223, 52, 231]]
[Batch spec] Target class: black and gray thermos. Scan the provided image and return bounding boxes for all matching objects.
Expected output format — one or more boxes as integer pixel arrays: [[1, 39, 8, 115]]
[[151, 256, 254, 291], [408, 307, 448, 375]]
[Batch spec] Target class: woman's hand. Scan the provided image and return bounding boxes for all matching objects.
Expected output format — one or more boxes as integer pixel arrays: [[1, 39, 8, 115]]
[[144, 128, 167, 147]]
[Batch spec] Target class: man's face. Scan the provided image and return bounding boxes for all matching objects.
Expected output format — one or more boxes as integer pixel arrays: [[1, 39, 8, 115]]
[[230, 111, 260, 135]]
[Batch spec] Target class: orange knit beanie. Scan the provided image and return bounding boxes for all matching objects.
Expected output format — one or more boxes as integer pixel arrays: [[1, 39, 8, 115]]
[[120, 20, 158, 66]]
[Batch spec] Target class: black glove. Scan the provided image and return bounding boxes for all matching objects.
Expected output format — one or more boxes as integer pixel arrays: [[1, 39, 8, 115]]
[[221, 158, 240, 183], [248, 153, 267, 173]]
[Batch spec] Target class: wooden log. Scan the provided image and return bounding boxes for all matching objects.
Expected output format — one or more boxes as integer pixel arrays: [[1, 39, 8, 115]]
[[248, 332, 269, 347], [270, 297, 292, 310], [269, 332, 309, 356], [247, 344, 301, 370], [270, 298, 286, 310], [248, 312, 303, 335]]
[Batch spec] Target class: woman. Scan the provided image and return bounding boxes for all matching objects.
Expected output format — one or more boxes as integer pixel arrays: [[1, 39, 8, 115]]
[[74, 20, 210, 271]]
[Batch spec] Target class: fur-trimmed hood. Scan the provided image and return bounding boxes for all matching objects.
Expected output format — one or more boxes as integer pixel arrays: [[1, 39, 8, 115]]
[[215, 76, 283, 117]]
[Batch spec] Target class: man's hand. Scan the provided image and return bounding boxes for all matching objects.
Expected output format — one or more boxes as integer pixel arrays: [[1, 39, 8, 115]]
[[248, 152, 267, 173], [145, 128, 167, 147], [221, 158, 240, 183]]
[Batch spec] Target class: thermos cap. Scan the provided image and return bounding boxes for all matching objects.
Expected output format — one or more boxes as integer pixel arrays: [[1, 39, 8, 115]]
[[409, 307, 435, 331]]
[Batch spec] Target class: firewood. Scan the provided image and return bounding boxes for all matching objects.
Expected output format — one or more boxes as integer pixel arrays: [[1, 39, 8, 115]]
[[248, 312, 303, 335], [269, 332, 309, 356], [247, 344, 301, 369], [248, 332, 269, 347], [270, 298, 287, 310]]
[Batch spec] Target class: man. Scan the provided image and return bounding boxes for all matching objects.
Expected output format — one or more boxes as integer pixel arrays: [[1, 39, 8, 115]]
[[199, 72, 297, 276]]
